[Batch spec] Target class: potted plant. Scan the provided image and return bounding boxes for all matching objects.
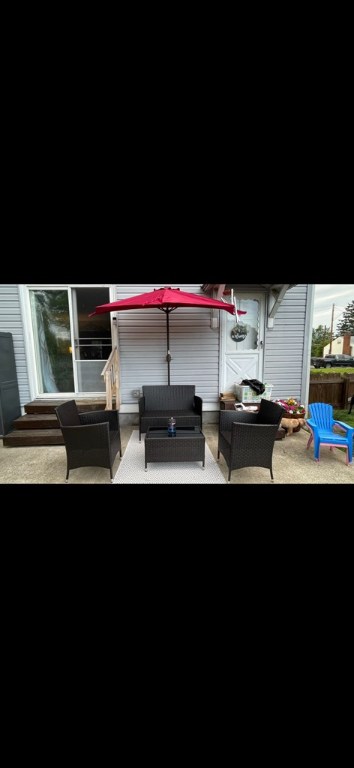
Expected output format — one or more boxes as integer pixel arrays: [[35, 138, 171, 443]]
[[274, 397, 306, 434], [274, 397, 306, 417]]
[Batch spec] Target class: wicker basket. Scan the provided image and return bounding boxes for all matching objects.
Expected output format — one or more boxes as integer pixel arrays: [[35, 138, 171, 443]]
[[234, 383, 273, 404]]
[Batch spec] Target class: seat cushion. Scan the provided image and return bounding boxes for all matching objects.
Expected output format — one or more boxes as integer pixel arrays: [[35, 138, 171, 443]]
[[318, 429, 349, 445]]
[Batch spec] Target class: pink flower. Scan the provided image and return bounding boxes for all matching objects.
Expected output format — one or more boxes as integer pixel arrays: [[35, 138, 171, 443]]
[[275, 398, 306, 416]]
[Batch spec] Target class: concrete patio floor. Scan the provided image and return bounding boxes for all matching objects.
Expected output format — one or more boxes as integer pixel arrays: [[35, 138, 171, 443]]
[[0, 426, 353, 484]]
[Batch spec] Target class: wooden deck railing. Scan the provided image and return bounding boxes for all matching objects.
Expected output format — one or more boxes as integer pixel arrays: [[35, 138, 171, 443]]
[[101, 346, 120, 410]]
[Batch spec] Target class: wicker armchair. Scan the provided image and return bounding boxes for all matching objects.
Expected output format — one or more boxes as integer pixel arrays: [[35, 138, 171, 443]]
[[55, 400, 122, 483], [218, 399, 283, 482]]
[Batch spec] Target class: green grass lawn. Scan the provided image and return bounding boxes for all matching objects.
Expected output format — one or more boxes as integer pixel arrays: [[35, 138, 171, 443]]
[[333, 409, 354, 428]]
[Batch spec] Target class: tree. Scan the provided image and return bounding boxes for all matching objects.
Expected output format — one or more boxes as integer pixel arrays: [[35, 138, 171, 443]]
[[336, 300, 354, 335], [311, 325, 332, 357]]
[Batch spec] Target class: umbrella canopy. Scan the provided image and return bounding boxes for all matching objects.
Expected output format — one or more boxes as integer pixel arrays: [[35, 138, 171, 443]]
[[90, 286, 243, 384]]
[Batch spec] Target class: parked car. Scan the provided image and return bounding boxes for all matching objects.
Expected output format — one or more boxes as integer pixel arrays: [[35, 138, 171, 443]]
[[312, 354, 354, 369]]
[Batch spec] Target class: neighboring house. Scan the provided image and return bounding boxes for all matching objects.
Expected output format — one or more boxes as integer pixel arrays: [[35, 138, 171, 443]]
[[0, 284, 314, 420], [323, 335, 354, 356]]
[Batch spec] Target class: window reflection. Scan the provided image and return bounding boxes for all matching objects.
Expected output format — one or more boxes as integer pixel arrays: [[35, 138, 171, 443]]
[[30, 290, 74, 393]]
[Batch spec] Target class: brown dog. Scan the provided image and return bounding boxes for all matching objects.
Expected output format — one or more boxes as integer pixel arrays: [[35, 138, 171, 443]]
[[281, 417, 306, 435]]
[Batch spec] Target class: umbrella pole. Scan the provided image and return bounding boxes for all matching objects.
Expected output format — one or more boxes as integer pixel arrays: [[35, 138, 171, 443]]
[[166, 310, 171, 385]]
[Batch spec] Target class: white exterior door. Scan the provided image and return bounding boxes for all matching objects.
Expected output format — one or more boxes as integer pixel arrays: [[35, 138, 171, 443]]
[[220, 293, 266, 393]]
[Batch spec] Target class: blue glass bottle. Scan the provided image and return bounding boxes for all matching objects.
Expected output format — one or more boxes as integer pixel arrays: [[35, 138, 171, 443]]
[[168, 417, 176, 437]]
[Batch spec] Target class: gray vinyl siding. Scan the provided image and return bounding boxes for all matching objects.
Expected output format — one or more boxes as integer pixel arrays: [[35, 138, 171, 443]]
[[0, 284, 30, 406], [116, 284, 220, 405], [263, 284, 309, 402]]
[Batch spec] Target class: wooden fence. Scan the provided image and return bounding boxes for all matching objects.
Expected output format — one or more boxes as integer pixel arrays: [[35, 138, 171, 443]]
[[309, 373, 354, 409]]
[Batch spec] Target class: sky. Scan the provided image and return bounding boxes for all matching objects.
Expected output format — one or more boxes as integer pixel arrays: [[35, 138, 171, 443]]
[[313, 284, 354, 332]]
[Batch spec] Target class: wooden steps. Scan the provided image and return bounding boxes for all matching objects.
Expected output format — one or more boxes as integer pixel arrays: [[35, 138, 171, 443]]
[[24, 399, 109, 414], [4, 429, 64, 446], [13, 414, 59, 429], [2, 398, 114, 447]]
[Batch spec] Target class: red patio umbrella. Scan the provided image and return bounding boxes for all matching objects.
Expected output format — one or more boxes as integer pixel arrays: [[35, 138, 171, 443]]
[[90, 286, 244, 384]]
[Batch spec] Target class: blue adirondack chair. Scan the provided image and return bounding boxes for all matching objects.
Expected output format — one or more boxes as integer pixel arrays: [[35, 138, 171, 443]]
[[306, 402, 353, 465]]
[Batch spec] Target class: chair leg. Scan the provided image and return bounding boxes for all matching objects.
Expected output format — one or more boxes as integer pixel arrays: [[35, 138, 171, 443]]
[[314, 437, 320, 462], [270, 466, 274, 482], [306, 434, 313, 450], [228, 467, 232, 482], [65, 465, 69, 483]]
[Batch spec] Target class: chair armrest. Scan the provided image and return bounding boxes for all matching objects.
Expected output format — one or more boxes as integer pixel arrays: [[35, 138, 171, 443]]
[[219, 410, 257, 432], [306, 419, 317, 430], [231, 421, 279, 445], [194, 395, 203, 415], [233, 411, 258, 423], [79, 410, 119, 431], [61, 422, 110, 450], [139, 396, 146, 415], [333, 420, 354, 435]]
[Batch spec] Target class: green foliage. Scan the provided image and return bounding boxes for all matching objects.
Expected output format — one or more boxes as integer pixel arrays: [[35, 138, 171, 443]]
[[333, 409, 354, 428], [336, 300, 354, 335], [311, 325, 333, 357], [310, 367, 354, 375]]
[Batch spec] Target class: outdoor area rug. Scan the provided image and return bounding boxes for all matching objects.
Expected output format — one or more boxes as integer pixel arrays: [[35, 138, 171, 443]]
[[113, 431, 226, 484]]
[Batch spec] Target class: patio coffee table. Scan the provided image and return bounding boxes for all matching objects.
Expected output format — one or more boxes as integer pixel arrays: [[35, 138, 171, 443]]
[[145, 427, 205, 470]]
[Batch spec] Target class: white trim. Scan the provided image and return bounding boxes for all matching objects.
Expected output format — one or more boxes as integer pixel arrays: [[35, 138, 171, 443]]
[[19, 285, 38, 401], [301, 283, 315, 407], [69, 288, 79, 392], [268, 284, 290, 323]]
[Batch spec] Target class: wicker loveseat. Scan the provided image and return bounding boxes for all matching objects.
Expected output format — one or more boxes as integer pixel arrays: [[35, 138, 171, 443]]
[[138, 385, 203, 440]]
